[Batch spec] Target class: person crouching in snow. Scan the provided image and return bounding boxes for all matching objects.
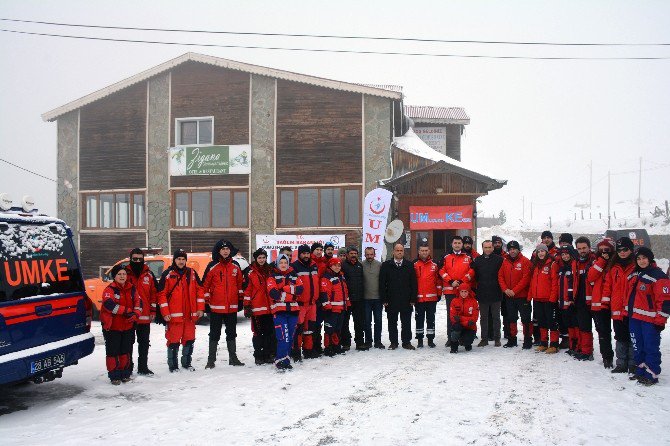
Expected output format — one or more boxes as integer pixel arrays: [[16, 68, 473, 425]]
[[157, 250, 205, 372], [449, 283, 479, 353], [101, 264, 142, 385], [267, 254, 302, 370], [625, 247, 670, 386], [319, 257, 351, 356]]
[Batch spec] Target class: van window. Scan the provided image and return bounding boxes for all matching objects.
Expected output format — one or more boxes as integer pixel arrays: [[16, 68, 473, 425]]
[[0, 222, 84, 302]]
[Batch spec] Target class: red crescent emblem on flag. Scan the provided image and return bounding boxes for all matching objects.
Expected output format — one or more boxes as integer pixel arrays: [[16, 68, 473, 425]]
[[370, 197, 386, 215]]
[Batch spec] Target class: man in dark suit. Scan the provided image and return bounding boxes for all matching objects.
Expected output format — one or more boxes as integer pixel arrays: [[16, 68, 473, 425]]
[[379, 243, 418, 350]]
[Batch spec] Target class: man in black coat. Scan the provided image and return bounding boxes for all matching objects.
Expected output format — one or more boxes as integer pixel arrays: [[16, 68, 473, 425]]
[[379, 242, 418, 350], [471, 240, 504, 347], [341, 247, 368, 350]]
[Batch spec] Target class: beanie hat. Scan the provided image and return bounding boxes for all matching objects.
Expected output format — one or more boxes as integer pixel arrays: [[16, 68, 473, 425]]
[[338, 247, 347, 256], [252, 248, 267, 260], [541, 230, 553, 240], [298, 244, 311, 255], [173, 249, 187, 260], [635, 246, 654, 263], [463, 236, 474, 245], [535, 244, 549, 253], [129, 247, 144, 257], [616, 237, 634, 251], [558, 245, 577, 259], [559, 233, 573, 245], [507, 240, 521, 251], [310, 242, 323, 253], [457, 282, 471, 293], [492, 235, 502, 243], [324, 241, 335, 250], [597, 238, 615, 252], [328, 257, 342, 267], [110, 264, 125, 279], [275, 253, 290, 267]]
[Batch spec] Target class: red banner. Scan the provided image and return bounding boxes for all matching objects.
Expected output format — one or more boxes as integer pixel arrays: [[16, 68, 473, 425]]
[[409, 206, 474, 230]]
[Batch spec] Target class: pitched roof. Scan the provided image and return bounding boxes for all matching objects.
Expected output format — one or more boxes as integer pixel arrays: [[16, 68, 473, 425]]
[[403, 105, 470, 125], [42, 52, 403, 122]]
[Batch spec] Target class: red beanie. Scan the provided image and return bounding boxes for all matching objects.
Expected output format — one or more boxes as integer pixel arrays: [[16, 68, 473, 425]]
[[457, 283, 471, 293], [597, 238, 615, 251], [328, 257, 342, 267]]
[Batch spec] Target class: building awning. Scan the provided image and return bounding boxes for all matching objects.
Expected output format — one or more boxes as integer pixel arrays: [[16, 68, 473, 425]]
[[403, 105, 470, 125]]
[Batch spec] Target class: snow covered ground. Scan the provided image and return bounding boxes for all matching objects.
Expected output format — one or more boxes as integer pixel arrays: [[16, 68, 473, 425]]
[[2, 309, 669, 446]]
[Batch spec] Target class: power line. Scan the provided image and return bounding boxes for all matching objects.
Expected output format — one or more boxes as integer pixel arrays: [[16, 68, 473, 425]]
[[2, 28, 670, 60], [2, 17, 669, 47], [0, 158, 56, 182]]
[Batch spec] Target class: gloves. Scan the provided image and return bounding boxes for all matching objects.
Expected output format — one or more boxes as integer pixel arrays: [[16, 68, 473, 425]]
[[452, 315, 461, 324], [243, 306, 252, 318], [467, 320, 476, 328]]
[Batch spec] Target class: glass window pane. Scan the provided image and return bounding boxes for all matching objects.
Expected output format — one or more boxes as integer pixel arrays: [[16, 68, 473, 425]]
[[298, 189, 318, 227], [280, 190, 295, 226], [175, 192, 189, 227], [115, 193, 130, 229], [344, 189, 360, 225], [86, 195, 98, 228], [100, 194, 114, 228], [133, 194, 145, 227], [212, 190, 230, 227], [233, 191, 248, 227], [199, 119, 212, 144], [180, 121, 197, 145], [192, 191, 210, 228], [320, 188, 341, 227]]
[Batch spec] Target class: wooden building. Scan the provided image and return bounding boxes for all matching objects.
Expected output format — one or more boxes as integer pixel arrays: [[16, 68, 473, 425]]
[[43, 52, 504, 278]]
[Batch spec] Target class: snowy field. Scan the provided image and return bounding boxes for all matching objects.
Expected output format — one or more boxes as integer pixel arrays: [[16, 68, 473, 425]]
[[2, 305, 669, 446]]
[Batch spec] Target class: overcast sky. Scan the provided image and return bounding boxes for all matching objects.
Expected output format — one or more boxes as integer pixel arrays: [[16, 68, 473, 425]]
[[1, 0, 669, 225]]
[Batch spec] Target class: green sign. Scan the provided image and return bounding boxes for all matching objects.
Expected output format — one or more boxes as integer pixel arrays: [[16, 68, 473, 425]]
[[170, 145, 251, 176]]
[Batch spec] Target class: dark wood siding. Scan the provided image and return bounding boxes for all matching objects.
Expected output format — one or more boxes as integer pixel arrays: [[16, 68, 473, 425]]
[[170, 62, 249, 146], [79, 83, 147, 190], [170, 174, 249, 188], [170, 231, 249, 258], [276, 81, 362, 185], [79, 232, 147, 279]]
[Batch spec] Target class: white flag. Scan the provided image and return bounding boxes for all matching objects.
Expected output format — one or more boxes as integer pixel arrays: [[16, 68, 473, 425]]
[[361, 188, 393, 261]]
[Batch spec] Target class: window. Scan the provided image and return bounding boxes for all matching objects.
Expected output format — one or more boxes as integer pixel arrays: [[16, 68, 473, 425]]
[[172, 189, 248, 228], [82, 192, 146, 229], [176, 117, 213, 145], [279, 187, 361, 227]]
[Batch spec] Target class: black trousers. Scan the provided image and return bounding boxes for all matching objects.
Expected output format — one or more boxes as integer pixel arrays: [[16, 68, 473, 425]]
[[450, 326, 476, 347], [251, 314, 276, 359], [134, 323, 151, 370], [593, 310, 613, 358], [209, 312, 238, 342], [576, 300, 593, 331], [415, 301, 437, 340], [479, 301, 502, 341], [341, 300, 366, 346], [506, 297, 532, 323], [387, 308, 413, 345], [534, 301, 558, 330], [103, 328, 135, 357]]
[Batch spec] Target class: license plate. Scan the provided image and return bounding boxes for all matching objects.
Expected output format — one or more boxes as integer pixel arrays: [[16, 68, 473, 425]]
[[30, 353, 65, 374]]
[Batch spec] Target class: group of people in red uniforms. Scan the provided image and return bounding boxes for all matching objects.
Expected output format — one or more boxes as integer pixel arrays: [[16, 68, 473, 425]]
[[99, 232, 669, 385]]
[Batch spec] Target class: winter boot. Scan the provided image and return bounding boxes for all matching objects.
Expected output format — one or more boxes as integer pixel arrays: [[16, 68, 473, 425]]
[[227, 340, 245, 366], [291, 347, 303, 362], [417, 338, 424, 348], [427, 338, 436, 348], [533, 324, 542, 346], [255, 356, 265, 366], [522, 338, 533, 350], [374, 342, 386, 349], [503, 337, 518, 348], [181, 340, 196, 371], [545, 347, 558, 354], [494, 338, 502, 347], [324, 346, 336, 357], [536, 345, 548, 352], [611, 364, 627, 373], [205, 339, 218, 369], [167, 343, 180, 372], [637, 376, 658, 386], [464, 344, 472, 352], [603, 353, 614, 369], [559, 336, 570, 350], [450, 341, 459, 353], [477, 340, 489, 347]]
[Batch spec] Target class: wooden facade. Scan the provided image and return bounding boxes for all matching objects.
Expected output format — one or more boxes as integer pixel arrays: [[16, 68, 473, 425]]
[[170, 231, 249, 257], [79, 232, 147, 279]]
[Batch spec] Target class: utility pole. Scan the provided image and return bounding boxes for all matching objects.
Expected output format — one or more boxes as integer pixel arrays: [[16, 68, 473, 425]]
[[589, 160, 593, 210], [607, 170, 611, 229], [638, 157, 642, 218]]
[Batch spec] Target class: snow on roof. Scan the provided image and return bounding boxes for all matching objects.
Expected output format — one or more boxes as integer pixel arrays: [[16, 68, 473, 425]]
[[42, 52, 403, 122], [391, 128, 505, 184], [404, 105, 470, 124]]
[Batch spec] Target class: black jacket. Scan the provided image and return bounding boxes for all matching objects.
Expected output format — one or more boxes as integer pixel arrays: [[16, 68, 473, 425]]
[[341, 259, 364, 302], [471, 254, 504, 303], [379, 258, 417, 312]]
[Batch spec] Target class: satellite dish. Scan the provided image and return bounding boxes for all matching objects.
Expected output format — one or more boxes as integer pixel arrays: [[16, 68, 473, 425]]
[[22, 195, 36, 213], [0, 193, 12, 211], [385, 219, 404, 243]]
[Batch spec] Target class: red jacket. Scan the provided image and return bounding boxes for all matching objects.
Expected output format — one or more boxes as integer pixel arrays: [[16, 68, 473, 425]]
[[312, 254, 328, 278], [450, 294, 479, 330], [554, 258, 579, 310], [202, 258, 244, 314], [291, 258, 320, 305], [157, 267, 204, 323], [243, 263, 273, 317], [414, 257, 442, 303], [587, 257, 609, 311], [439, 252, 474, 295], [319, 270, 350, 313], [498, 254, 532, 300], [624, 266, 670, 326], [100, 281, 142, 331], [267, 267, 302, 314], [125, 264, 157, 324], [603, 260, 636, 320], [528, 257, 557, 303]]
